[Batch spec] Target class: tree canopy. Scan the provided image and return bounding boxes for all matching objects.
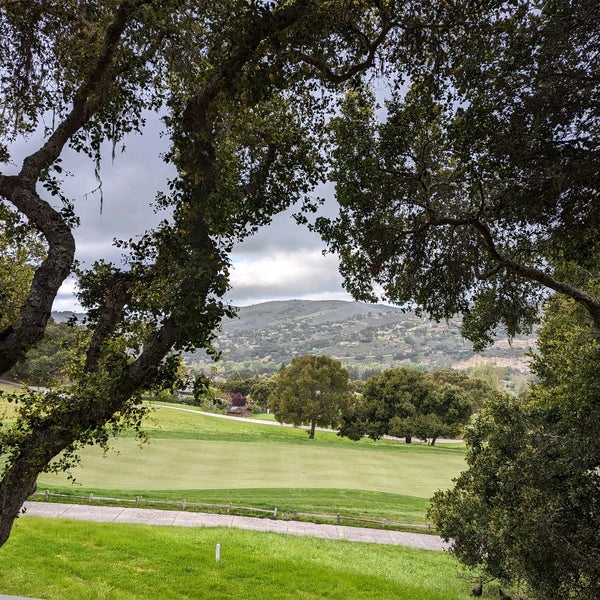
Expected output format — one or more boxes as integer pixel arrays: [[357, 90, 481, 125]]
[[11, 319, 86, 386], [0, 0, 411, 547], [316, 0, 600, 349], [269, 354, 352, 439], [430, 294, 600, 599], [339, 366, 483, 445]]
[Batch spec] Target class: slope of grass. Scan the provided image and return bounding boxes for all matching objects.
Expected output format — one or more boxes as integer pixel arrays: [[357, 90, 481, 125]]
[[33, 404, 466, 525], [0, 518, 470, 600]]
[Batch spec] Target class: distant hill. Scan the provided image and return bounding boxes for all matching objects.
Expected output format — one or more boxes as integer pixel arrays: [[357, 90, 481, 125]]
[[186, 299, 536, 387], [51, 300, 535, 390], [51, 311, 86, 324]]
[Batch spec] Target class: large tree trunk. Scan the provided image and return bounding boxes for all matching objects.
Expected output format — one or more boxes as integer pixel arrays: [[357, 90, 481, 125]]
[[309, 419, 316, 439], [0, 316, 182, 547]]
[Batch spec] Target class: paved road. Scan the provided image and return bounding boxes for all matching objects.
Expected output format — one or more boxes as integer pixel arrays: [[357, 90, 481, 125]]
[[23, 501, 448, 551]]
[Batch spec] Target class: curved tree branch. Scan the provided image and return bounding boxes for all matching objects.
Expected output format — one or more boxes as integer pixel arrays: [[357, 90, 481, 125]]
[[426, 213, 600, 331], [0, 0, 151, 374]]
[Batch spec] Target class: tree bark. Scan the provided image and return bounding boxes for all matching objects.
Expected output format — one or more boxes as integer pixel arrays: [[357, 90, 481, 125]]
[[0, 315, 182, 547], [0, 1, 150, 375]]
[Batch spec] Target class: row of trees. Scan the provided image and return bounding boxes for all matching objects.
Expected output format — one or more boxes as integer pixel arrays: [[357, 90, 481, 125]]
[[266, 355, 498, 444]]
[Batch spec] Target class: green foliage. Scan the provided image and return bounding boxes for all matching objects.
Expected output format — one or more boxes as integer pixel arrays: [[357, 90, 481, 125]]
[[220, 374, 259, 397], [11, 320, 86, 385], [0, 205, 45, 332], [429, 295, 600, 599], [316, 0, 600, 347], [0, 0, 402, 545], [249, 377, 277, 410], [340, 367, 484, 445], [269, 355, 353, 439]]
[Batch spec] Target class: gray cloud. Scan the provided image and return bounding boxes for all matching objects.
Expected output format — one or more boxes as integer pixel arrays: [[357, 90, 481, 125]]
[[8, 117, 350, 311]]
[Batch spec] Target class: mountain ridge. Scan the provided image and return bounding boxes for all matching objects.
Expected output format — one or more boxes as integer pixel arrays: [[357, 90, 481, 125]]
[[53, 299, 535, 391], [186, 299, 535, 389]]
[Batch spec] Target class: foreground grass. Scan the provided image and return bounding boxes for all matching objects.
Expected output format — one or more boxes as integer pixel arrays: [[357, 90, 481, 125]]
[[0, 518, 468, 600]]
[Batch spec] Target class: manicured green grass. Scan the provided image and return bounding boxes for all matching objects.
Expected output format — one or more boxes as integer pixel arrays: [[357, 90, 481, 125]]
[[245, 412, 277, 421], [0, 518, 469, 600], [38, 435, 462, 496], [36, 404, 465, 524]]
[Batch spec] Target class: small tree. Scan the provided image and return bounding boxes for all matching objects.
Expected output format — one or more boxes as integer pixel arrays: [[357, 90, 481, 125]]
[[249, 377, 277, 412], [230, 392, 247, 407], [269, 355, 352, 439], [421, 383, 472, 445]]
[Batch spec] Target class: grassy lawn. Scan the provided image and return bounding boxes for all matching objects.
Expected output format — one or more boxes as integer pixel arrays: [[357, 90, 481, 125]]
[[0, 518, 470, 600], [35, 404, 466, 525], [245, 412, 277, 421]]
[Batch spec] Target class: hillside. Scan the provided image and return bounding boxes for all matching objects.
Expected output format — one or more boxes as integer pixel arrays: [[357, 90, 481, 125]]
[[185, 299, 535, 385]]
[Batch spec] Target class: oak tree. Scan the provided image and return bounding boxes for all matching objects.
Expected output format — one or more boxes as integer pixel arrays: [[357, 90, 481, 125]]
[[340, 366, 476, 444], [317, 0, 600, 349], [0, 0, 408, 547], [269, 354, 352, 439]]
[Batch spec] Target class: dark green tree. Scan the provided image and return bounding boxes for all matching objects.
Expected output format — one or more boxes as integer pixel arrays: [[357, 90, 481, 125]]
[[430, 369, 498, 412], [269, 355, 352, 439], [429, 294, 600, 599], [420, 383, 471, 445], [249, 377, 277, 411], [316, 0, 600, 349], [341, 367, 478, 444], [11, 319, 87, 386], [0, 0, 407, 547], [342, 367, 433, 443], [220, 375, 258, 398]]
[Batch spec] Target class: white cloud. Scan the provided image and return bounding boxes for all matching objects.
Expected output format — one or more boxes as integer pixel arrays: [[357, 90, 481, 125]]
[[12, 115, 352, 313], [227, 249, 352, 306]]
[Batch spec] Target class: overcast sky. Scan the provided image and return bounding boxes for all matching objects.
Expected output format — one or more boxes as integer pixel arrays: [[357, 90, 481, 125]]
[[11, 117, 354, 312]]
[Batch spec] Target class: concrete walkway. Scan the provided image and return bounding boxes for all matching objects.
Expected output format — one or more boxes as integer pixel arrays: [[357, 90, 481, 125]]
[[23, 501, 448, 551]]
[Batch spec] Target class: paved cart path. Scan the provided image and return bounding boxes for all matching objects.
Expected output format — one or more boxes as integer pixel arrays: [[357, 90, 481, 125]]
[[23, 501, 448, 551]]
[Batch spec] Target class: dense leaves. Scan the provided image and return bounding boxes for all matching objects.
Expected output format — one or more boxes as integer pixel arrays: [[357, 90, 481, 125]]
[[430, 295, 600, 599], [269, 355, 352, 439], [11, 320, 87, 385], [316, 0, 600, 348], [340, 367, 487, 445]]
